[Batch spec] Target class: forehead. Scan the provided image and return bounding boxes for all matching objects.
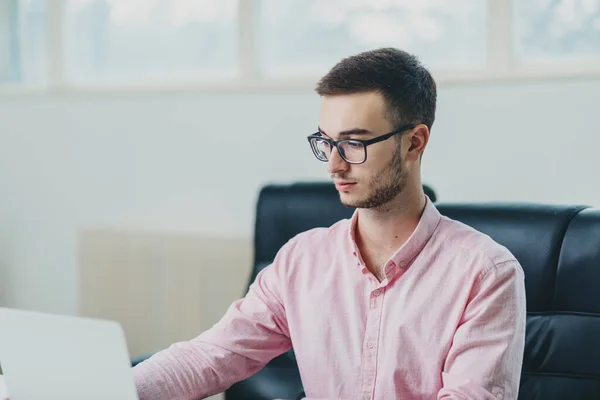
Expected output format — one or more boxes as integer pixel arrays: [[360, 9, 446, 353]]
[[318, 91, 392, 136]]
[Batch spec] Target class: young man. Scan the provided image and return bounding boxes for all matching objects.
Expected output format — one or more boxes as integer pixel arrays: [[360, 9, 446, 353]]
[[132, 48, 526, 400]]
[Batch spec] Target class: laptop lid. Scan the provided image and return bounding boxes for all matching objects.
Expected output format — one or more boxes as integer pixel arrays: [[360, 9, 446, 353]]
[[0, 375, 7, 399], [0, 307, 139, 400]]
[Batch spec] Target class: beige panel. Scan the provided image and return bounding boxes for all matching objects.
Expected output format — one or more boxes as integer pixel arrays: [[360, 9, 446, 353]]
[[78, 230, 253, 400]]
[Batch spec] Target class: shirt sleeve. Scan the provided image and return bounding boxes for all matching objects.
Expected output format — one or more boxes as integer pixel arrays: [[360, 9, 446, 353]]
[[132, 241, 295, 400], [437, 260, 527, 400]]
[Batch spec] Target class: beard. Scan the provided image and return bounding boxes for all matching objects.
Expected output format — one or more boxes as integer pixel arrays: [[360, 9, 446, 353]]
[[338, 147, 407, 209]]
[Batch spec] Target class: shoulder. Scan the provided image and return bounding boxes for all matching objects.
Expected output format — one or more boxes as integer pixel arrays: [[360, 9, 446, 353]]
[[267, 217, 351, 277], [282, 217, 351, 250], [435, 215, 524, 278]]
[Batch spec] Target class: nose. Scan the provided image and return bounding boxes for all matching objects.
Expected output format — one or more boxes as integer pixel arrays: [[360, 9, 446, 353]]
[[326, 147, 349, 175]]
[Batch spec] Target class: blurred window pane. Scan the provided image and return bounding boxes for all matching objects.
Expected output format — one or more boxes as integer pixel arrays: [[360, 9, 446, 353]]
[[256, 0, 487, 77], [64, 0, 237, 84], [513, 0, 600, 63], [0, 0, 48, 86]]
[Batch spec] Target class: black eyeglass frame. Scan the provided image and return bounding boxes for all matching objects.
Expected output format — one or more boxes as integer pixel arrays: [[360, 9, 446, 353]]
[[307, 124, 416, 164]]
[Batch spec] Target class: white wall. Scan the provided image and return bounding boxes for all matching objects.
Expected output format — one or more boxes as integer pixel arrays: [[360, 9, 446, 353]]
[[1, 77, 600, 315]]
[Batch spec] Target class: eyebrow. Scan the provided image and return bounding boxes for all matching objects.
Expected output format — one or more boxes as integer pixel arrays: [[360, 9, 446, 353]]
[[317, 127, 373, 137]]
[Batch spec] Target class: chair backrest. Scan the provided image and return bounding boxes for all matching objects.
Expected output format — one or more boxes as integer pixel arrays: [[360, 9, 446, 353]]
[[234, 182, 600, 400]]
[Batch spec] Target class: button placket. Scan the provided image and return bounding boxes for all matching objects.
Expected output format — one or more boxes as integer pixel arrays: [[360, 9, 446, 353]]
[[370, 287, 382, 310], [361, 287, 384, 398]]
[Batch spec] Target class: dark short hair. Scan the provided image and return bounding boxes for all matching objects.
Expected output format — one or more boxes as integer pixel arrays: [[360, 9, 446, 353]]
[[315, 47, 437, 131]]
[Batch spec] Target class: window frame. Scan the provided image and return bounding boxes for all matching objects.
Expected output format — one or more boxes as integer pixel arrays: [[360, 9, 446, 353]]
[[2, 0, 600, 95]]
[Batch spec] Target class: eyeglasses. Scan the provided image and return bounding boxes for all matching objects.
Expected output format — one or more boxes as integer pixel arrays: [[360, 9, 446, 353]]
[[307, 124, 415, 164]]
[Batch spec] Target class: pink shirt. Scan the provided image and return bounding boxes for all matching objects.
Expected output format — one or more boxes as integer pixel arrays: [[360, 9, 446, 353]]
[[133, 199, 526, 400]]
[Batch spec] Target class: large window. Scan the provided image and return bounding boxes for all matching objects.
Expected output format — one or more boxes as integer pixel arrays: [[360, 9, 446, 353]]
[[0, 0, 48, 86], [513, 0, 600, 64], [1, 0, 600, 90], [255, 0, 487, 76], [64, 0, 237, 84]]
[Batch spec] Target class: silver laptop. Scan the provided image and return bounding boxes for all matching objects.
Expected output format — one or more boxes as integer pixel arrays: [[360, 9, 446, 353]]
[[0, 307, 139, 400]]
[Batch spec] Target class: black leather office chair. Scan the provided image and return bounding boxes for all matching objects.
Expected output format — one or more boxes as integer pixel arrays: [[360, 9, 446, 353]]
[[226, 182, 600, 400]]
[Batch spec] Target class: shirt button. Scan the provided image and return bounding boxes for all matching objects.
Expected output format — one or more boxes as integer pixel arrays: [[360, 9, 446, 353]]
[[363, 394, 371, 400], [367, 342, 375, 349], [353, 251, 357, 256], [373, 289, 381, 297], [399, 261, 407, 268]]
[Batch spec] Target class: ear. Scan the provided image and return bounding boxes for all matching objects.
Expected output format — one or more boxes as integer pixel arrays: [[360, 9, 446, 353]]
[[406, 124, 429, 162]]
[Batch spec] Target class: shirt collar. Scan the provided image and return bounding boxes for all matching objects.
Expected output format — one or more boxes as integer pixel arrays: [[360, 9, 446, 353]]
[[348, 196, 441, 280]]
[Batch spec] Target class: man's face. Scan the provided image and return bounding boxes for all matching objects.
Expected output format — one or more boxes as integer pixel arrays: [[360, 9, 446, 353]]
[[318, 91, 409, 209]]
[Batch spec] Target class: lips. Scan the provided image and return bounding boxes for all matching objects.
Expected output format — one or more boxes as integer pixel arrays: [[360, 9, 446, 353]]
[[335, 181, 356, 191]]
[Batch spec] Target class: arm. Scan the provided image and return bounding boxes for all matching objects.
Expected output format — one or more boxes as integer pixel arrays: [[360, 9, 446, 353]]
[[438, 260, 526, 400], [133, 244, 294, 400]]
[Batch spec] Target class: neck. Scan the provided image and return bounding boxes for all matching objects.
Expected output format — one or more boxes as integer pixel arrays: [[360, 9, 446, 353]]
[[355, 183, 427, 253]]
